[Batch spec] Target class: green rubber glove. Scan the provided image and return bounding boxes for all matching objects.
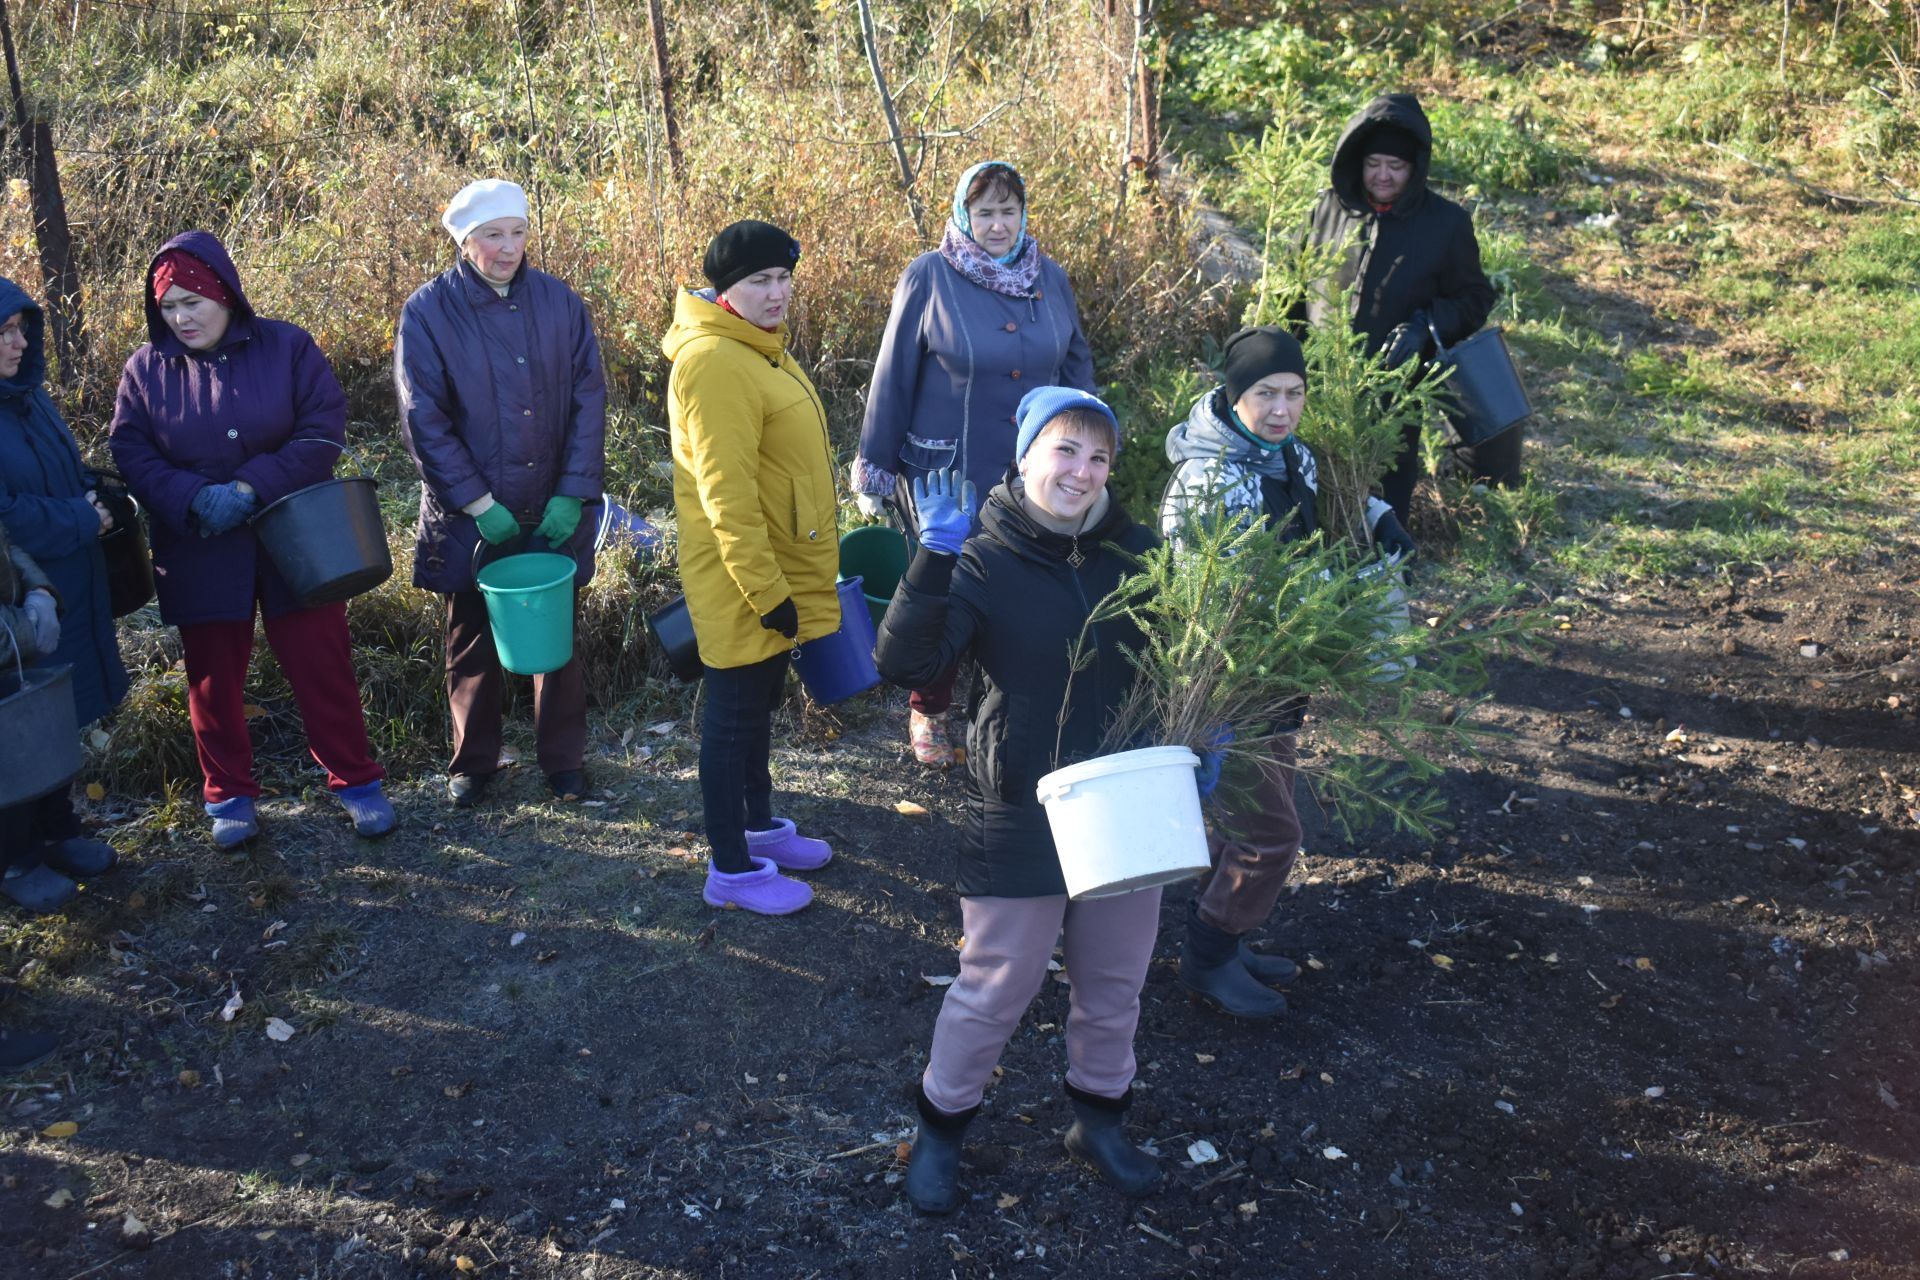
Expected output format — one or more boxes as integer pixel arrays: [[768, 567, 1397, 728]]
[[534, 495, 583, 545], [475, 501, 520, 546]]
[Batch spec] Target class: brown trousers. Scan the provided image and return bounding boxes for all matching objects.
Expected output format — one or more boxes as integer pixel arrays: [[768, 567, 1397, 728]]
[[1194, 736, 1303, 936], [444, 590, 586, 779]]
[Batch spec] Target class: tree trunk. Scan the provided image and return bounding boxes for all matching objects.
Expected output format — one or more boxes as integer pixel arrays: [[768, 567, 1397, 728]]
[[856, 0, 925, 237], [645, 0, 683, 181], [0, 0, 84, 385]]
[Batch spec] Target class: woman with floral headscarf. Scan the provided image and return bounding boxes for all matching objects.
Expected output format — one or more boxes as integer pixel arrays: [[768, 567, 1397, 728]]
[[851, 161, 1095, 766]]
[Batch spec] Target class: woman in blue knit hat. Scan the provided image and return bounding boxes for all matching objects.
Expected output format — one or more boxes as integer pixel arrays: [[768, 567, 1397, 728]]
[[853, 160, 1096, 767], [875, 386, 1164, 1214]]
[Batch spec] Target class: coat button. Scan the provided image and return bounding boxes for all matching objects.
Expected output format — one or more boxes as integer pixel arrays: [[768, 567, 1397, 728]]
[[1009, 370, 1022, 380], [1004, 322, 1017, 333], [808, 530, 818, 541], [226, 428, 238, 439], [509, 304, 518, 311], [516, 356, 526, 364], [523, 409, 532, 417]]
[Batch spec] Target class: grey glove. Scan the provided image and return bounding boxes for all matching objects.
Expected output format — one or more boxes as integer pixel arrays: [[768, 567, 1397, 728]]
[[190, 482, 256, 537], [23, 590, 59, 657]]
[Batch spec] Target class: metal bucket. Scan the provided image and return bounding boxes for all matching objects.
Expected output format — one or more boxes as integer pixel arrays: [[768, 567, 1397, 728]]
[[644, 595, 703, 683], [1428, 322, 1532, 447], [0, 655, 81, 806], [250, 440, 393, 607]]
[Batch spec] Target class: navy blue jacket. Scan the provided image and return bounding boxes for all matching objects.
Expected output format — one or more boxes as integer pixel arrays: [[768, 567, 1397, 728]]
[[0, 276, 129, 725]]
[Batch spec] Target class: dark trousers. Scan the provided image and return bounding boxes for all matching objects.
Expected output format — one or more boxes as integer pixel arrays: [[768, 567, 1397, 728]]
[[699, 651, 790, 873], [1381, 417, 1527, 525], [1380, 417, 1425, 526], [0, 788, 80, 873], [445, 590, 587, 779], [1195, 737, 1303, 936], [180, 602, 383, 805]]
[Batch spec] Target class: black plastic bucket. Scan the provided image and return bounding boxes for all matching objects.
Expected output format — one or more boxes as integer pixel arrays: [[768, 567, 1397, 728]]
[[253, 474, 393, 607], [101, 518, 155, 618], [1429, 323, 1532, 446], [0, 661, 81, 806], [645, 595, 703, 683]]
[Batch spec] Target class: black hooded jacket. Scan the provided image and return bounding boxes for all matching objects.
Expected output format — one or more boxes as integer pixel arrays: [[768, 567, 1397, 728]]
[[874, 482, 1158, 898], [1299, 94, 1495, 354]]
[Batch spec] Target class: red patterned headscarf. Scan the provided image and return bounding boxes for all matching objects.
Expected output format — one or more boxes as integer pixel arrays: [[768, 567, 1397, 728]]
[[152, 250, 235, 308]]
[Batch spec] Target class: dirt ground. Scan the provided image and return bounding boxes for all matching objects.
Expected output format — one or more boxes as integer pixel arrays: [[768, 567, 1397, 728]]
[[2, 553, 1916, 1279]]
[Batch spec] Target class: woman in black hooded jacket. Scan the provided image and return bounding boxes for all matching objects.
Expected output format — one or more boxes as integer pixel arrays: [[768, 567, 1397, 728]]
[[875, 386, 1166, 1214], [1297, 92, 1503, 520]]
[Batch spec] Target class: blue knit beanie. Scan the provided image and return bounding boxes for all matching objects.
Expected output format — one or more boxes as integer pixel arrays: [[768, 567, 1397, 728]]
[[1014, 386, 1120, 462]]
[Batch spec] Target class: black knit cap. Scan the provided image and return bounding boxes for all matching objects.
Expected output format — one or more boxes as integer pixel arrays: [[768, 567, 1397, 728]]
[[1222, 326, 1308, 404], [703, 220, 802, 293], [1363, 124, 1421, 164]]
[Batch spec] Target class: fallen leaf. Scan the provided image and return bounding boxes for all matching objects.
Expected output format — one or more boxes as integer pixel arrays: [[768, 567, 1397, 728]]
[[389, 1065, 413, 1079], [44, 1188, 73, 1209], [1305, 956, 1327, 971], [535, 950, 558, 963], [289, 1153, 311, 1167], [262, 920, 287, 940], [1644, 1086, 1665, 1098], [454, 1258, 477, 1273], [177, 1069, 201, 1088], [1319, 1072, 1335, 1084], [243, 703, 268, 719], [85, 782, 106, 801], [444, 1081, 473, 1099], [1600, 994, 1623, 1009], [1431, 953, 1454, 970], [895, 1141, 912, 1163], [1322, 1146, 1348, 1161], [40, 1121, 78, 1139], [1494, 1100, 1516, 1114], [264, 1017, 296, 1042], [895, 801, 930, 818], [1187, 1139, 1220, 1164], [220, 990, 244, 1022], [996, 1192, 1021, 1209], [1194, 1053, 1216, 1065], [743, 1073, 759, 1085], [922, 974, 957, 987], [1542, 952, 1560, 964], [1237, 1200, 1259, 1215], [1634, 957, 1655, 971], [509, 932, 527, 947]]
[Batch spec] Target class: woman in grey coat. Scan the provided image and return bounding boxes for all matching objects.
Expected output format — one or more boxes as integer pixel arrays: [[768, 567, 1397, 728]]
[[851, 160, 1095, 766]]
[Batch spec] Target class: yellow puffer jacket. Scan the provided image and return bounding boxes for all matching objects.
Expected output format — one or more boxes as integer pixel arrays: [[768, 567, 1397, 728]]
[[665, 288, 840, 670]]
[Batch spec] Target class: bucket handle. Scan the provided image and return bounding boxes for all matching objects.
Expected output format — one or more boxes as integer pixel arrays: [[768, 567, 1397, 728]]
[[470, 523, 562, 579], [285, 436, 375, 479], [1035, 776, 1073, 804], [1424, 315, 1453, 360]]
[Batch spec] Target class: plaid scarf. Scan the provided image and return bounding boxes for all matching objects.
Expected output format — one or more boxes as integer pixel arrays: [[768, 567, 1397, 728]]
[[938, 220, 1041, 297]]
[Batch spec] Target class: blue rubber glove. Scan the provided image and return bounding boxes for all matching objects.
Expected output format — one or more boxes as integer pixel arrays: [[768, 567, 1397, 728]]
[[190, 482, 256, 537], [912, 468, 978, 556], [1194, 725, 1234, 799]]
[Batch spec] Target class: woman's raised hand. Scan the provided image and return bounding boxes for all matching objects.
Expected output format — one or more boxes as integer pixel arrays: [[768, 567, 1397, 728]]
[[912, 469, 976, 556]]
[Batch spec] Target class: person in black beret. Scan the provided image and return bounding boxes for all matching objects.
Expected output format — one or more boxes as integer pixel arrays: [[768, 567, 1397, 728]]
[[1294, 93, 1505, 523]]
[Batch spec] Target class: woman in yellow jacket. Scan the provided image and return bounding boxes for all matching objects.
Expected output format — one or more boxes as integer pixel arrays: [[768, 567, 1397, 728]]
[[667, 220, 840, 915]]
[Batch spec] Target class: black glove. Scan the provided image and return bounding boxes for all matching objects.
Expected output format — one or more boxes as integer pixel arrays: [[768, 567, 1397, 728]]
[[1371, 509, 1417, 562], [1382, 310, 1431, 370], [760, 597, 799, 640]]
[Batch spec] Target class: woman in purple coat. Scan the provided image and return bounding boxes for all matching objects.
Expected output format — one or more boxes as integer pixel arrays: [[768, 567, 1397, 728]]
[[110, 232, 392, 847], [851, 161, 1096, 766], [394, 180, 606, 808]]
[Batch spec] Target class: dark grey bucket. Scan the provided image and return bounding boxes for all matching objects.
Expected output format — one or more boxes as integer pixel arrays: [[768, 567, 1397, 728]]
[[253, 474, 394, 607], [0, 662, 82, 806], [1428, 321, 1533, 446], [645, 595, 703, 683]]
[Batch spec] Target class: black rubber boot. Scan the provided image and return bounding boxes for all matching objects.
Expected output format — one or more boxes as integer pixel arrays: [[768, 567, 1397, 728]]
[[904, 1084, 978, 1215], [1238, 940, 1299, 986], [1181, 907, 1287, 1019], [1062, 1084, 1161, 1195]]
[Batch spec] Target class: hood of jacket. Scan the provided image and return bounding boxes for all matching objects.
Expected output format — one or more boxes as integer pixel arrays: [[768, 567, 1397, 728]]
[[661, 287, 788, 364], [1330, 93, 1433, 218], [142, 230, 258, 355], [0, 275, 45, 402], [1164, 386, 1301, 477], [977, 478, 1134, 567]]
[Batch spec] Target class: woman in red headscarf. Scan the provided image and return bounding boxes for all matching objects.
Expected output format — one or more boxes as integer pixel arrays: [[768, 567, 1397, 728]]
[[110, 231, 393, 847]]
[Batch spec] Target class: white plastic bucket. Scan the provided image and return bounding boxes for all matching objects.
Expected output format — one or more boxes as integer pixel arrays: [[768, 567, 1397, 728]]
[[1034, 745, 1210, 900]]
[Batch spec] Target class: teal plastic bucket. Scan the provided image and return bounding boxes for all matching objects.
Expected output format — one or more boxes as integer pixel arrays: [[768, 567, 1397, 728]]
[[839, 525, 909, 626], [476, 552, 578, 675]]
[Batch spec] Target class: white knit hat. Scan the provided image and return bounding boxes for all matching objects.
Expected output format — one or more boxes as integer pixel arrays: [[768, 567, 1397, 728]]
[[441, 179, 530, 246]]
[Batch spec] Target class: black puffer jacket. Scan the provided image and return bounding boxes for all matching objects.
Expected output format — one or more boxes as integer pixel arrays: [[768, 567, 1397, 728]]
[[1299, 93, 1495, 354], [875, 482, 1158, 898]]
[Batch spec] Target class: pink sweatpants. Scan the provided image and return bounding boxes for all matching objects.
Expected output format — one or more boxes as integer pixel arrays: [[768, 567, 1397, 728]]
[[921, 887, 1163, 1114]]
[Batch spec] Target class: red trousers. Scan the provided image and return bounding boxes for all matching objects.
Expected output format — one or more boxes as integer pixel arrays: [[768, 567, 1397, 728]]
[[180, 602, 383, 805], [444, 590, 586, 779]]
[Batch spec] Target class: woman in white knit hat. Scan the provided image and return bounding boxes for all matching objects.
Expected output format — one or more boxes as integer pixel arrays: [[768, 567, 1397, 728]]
[[394, 179, 608, 807]]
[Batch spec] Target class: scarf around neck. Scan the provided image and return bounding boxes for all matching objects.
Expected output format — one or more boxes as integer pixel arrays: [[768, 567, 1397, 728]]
[[939, 220, 1041, 297]]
